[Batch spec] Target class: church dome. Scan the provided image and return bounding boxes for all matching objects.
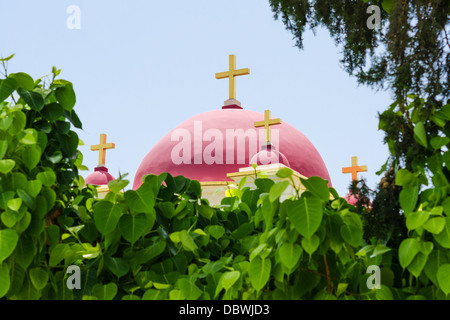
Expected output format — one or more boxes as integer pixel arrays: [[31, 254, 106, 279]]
[[249, 143, 290, 167], [133, 106, 331, 189], [85, 166, 115, 186]]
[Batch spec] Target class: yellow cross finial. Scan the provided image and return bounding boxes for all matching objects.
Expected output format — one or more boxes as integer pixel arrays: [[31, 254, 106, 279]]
[[342, 156, 368, 181], [215, 54, 250, 100], [91, 133, 115, 166], [254, 110, 282, 142]]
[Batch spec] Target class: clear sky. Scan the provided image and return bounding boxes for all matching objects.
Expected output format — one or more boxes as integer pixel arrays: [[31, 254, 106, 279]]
[[1, 0, 393, 197]]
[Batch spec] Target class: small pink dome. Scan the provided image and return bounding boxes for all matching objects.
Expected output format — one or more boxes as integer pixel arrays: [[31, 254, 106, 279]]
[[344, 192, 372, 207], [344, 193, 358, 205], [85, 166, 115, 186], [249, 143, 290, 167]]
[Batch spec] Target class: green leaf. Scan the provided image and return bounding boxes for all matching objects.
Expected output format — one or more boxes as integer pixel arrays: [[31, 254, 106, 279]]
[[430, 136, 450, 150], [179, 230, 198, 253], [135, 239, 166, 264], [41, 103, 63, 122], [276, 167, 293, 178], [370, 244, 392, 258], [21, 145, 41, 170], [205, 225, 225, 240], [300, 176, 330, 201], [91, 282, 118, 300], [376, 285, 393, 300], [340, 222, 363, 247], [423, 217, 446, 234], [29, 268, 48, 290], [0, 159, 15, 174], [104, 256, 129, 278], [399, 238, 420, 269], [108, 178, 129, 193], [399, 186, 419, 214], [395, 169, 417, 187], [7, 198, 22, 212], [9, 73, 34, 91], [177, 279, 202, 300], [10, 111, 26, 135], [287, 197, 323, 239], [433, 217, 450, 249], [0, 263, 10, 298], [49, 244, 68, 267], [0, 78, 18, 102], [279, 242, 302, 269], [413, 121, 427, 148], [0, 140, 8, 159], [0, 118, 13, 131], [158, 202, 176, 219], [249, 257, 271, 292], [142, 289, 168, 300], [55, 84, 76, 111], [269, 180, 290, 202], [424, 250, 449, 287], [15, 236, 35, 269], [437, 264, 450, 295], [301, 234, 320, 255], [406, 210, 429, 231], [17, 88, 44, 111], [36, 170, 56, 187], [93, 201, 122, 235], [222, 271, 240, 290], [124, 180, 156, 214], [197, 203, 214, 220], [0, 229, 19, 264], [0, 53, 15, 62], [231, 222, 254, 239], [407, 252, 427, 278], [381, 0, 393, 13], [118, 213, 148, 245]]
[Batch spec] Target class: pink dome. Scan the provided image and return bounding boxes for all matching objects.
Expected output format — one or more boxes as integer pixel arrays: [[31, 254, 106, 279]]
[[85, 166, 115, 186], [344, 193, 358, 205], [250, 143, 290, 167], [133, 106, 331, 189], [344, 192, 372, 207]]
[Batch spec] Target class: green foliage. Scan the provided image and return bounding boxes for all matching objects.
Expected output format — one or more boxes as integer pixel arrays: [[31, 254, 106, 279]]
[[0, 61, 90, 299], [1, 60, 449, 300], [269, 0, 450, 104]]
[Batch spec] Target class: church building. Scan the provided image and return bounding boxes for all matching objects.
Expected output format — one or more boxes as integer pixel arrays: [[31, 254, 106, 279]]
[[85, 55, 367, 204]]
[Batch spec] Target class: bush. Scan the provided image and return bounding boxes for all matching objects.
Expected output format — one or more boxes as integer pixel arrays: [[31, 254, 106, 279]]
[[0, 62, 449, 300]]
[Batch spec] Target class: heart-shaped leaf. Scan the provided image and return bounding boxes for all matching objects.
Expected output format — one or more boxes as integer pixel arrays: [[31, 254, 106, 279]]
[[0, 263, 10, 298], [0, 159, 15, 174], [279, 242, 302, 269], [118, 213, 147, 245], [0, 229, 19, 264], [249, 257, 271, 292], [93, 201, 122, 235], [91, 282, 118, 300], [17, 88, 44, 111], [288, 197, 323, 239], [301, 234, 320, 255], [222, 271, 240, 291]]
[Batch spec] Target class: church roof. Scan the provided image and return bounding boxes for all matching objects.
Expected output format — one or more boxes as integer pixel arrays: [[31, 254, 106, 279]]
[[85, 166, 115, 186], [132, 106, 331, 189]]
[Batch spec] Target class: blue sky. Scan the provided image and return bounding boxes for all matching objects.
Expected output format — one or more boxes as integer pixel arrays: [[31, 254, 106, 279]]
[[1, 0, 392, 197]]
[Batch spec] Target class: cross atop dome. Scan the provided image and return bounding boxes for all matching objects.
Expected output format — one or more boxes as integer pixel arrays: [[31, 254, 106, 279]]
[[254, 109, 282, 143], [91, 133, 115, 166], [342, 156, 367, 181], [215, 54, 250, 108]]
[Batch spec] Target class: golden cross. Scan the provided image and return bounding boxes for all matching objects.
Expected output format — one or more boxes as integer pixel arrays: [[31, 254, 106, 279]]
[[254, 110, 282, 142], [91, 133, 115, 166], [342, 156, 368, 181], [215, 54, 250, 100]]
